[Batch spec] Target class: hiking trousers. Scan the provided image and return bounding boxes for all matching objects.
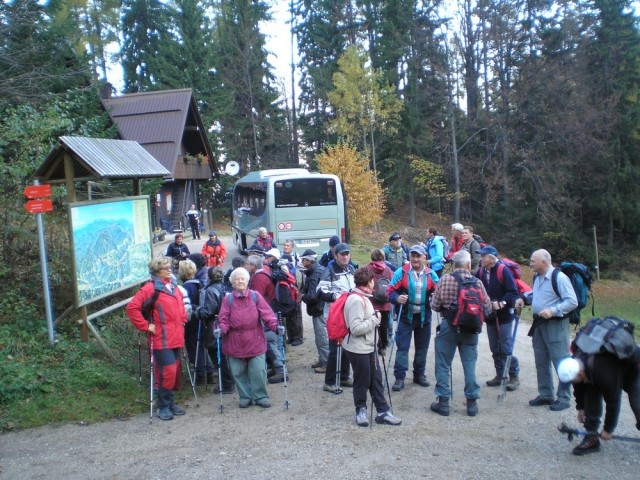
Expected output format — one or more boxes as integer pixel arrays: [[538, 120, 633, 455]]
[[228, 353, 269, 404], [532, 317, 571, 403], [433, 320, 479, 400], [393, 318, 431, 381], [345, 350, 390, 414]]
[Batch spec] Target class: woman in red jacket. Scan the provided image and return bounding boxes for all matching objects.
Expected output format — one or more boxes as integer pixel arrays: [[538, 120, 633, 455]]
[[201, 230, 227, 267], [126, 258, 187, 421]]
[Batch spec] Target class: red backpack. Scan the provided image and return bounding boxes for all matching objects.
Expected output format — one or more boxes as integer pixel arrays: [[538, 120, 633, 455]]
[[326, 292, 364, 345], [496, 258, 532, 294], [448, 272, 486, 333]]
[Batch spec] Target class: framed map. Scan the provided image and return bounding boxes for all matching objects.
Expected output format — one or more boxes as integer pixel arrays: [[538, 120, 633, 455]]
[[68, 197, 152, 307]]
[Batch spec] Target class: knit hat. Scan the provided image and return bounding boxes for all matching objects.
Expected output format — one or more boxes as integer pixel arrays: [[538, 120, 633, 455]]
[[329, 235, 340, 247], [558, 358, 581, 383], [208, 230, 217, 236]]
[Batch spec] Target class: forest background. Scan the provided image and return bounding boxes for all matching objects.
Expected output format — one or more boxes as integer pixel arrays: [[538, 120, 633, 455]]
[[0, 0, 639, 429]]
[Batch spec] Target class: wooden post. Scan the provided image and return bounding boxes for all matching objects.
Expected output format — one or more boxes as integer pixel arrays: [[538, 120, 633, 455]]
[[593, 225, 600, 281]]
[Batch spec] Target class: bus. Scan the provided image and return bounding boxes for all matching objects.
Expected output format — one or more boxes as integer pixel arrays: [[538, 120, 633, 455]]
[[230, 168, 348, 255]]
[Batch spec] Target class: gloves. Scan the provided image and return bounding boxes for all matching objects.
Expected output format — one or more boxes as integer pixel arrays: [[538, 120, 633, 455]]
[[277, 325, 286, 336], [213, 328, 222, 339]]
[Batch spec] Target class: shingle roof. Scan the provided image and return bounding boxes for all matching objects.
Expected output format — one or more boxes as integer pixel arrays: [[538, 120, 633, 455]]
[[34, 136, 171, 183]]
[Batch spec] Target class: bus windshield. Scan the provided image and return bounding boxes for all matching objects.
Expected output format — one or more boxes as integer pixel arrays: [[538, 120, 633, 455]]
[[274, 178, 337, 208]]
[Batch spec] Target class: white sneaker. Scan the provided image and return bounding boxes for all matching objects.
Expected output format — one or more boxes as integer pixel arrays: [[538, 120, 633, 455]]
[[356, 407, 369, 427], [375, 410, 402, 425]]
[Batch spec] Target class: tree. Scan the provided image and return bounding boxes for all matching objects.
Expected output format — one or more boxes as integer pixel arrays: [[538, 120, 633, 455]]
[[316, 143, 385, 232]]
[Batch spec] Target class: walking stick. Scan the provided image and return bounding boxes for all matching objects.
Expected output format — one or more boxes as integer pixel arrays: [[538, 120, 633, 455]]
[[181, 347, 199, 407], [138, 336, 142, 384], [334, 342, 344, 394], [278, 311, 290, 410], [194, 317, 204, 388], [215, 318, 224, 414], [498, 314, 520, 403], [558, 423, 640, 444], [384, 304, 402, 388], [148, 336, 154, 424]]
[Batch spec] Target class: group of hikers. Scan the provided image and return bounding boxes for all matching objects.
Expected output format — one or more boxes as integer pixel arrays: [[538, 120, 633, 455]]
[[127, 223, 640, 456]]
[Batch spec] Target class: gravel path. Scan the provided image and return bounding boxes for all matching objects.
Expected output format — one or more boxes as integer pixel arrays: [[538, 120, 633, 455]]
[[1, 232, 638, 479]]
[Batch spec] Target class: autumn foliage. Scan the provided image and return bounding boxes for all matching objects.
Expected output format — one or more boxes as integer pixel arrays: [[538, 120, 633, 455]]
[[316, 143, 386, 232]]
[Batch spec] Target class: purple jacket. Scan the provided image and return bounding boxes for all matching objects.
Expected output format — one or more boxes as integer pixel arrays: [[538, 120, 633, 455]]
[[217, 289, 278, 358]]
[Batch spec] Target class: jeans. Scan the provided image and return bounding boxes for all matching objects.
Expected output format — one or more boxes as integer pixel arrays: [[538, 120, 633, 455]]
[[433, 320, 480, 400], [228, 353, 269, 403], [393, 317, 431, 380], [264, 330, 284, 373], [324, 340, 351, 385], [486, 318, 520, 377], [345, 350, 390, 414], [312, 314, 329, 366], [532, 318, 571, 402]]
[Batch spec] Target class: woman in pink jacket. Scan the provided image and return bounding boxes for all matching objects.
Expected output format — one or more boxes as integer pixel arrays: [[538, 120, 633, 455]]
[[216, 267, 281, 409]]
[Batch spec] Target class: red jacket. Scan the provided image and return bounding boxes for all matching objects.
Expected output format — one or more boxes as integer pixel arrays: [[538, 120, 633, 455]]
[[249, 265, 275, 303], [218, 289, 278, 358], [126, 277, 187, 350], [201, 239, 227, 267], [447, 235, 464, 259]]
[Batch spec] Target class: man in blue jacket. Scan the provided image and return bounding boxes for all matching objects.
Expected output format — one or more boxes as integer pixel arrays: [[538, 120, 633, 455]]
[[476, 245, 521, 391]]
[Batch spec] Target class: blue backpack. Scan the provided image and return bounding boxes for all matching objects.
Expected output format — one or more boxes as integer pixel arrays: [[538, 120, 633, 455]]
[[550, 262, 594, 326]]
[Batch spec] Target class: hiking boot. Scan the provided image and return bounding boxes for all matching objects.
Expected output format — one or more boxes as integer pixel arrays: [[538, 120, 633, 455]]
[[206, 373, 216, 384], [506, 376, 520, 391], [529, 396, 553, 407], [356, 407, 369, 427], [413, 375, 431, 387], [430, 397, 450, 417], [323, 384, 343, 394], [213, 386, 235, 395], [290, 338, 303, 346], [256, 399, 271, 408], [268, 372, 288, 384], [313, 366, 327, 374], [157, 407, 174, 421], [340, 378, 353, 388], [170, 404, 186, 416], [466, 399, 478, 417], [550, 400, 570, 412], [392, 379, 405, 392], [311, 360, 324, 369], [573, 434, 601, 456], [486, 375, 502, 387], [195, 375, 206, 386], [375, 411, 402, 426], [267, 369, 276, 378]]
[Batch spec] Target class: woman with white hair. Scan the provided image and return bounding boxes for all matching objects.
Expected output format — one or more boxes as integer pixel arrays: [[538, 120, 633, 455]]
[[216, 267, 282, 408]]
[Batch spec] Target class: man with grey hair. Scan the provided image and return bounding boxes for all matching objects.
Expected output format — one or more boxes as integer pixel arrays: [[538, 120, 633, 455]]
[[430, 250, 491, 417], [447, 222, 465, 261], [516, 249, 578, 411], [299, 249, 328, 372]]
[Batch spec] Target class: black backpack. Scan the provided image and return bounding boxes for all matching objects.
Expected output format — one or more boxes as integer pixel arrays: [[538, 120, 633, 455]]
[[372, 276, 390, 303], [447, 272, 486, 333], [270, 268, 300, 316], [574, 316, 636, 360]]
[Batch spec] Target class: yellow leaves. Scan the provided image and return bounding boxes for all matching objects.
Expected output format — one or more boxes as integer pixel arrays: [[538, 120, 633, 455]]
[[409, 155, 457, 201], [316, 143, 386, 232]]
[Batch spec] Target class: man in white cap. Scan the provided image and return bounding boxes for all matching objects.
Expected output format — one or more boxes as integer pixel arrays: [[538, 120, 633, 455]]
[[558, 344, 640, 456], [299, 249, 328, 372], [387, 244, 438, 392]]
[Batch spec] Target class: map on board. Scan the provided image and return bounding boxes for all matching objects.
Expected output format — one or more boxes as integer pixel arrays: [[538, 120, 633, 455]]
[[69, 197, 152, 307]]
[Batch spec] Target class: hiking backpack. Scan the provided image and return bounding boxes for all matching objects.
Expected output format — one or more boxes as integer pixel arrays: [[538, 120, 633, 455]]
[[326, 292, 365, 344], [372, 275, 391, 303], [549, 262, 594, 326], [447, 272, 486, 333], [473, 233, 487, 248], [574, 316, 637, 360], [439, 236, 451, 259], [271, 268, 300, 315], [496, 258, 532, 295]]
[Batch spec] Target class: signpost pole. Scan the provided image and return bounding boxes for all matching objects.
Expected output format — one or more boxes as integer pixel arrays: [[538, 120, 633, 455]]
[[32, 180, 56, 344]]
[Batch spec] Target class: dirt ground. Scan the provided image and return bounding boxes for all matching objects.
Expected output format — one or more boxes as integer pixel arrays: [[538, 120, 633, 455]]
[[1, 231, 638, 479]]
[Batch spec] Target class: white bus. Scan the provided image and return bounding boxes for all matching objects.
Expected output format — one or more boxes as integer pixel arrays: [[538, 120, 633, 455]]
[[230, 168, 349, 254]]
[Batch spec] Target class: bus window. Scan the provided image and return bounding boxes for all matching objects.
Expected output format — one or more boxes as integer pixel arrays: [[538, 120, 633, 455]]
[[234, 184, 266, 217], [274, 178, 337, 208]]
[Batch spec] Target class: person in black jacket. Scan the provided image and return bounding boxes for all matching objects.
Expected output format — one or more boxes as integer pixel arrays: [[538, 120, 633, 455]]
[[165, 233, 190, 272], [299, 250, 327, 372], [558, 348, 640, 456], [475, 245, 521, 391]]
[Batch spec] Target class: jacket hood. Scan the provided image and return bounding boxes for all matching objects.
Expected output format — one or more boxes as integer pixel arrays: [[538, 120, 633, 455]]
[[368, 260, 387, 274]]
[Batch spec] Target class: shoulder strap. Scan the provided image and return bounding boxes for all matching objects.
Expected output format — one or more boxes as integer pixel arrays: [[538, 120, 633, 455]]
[[550, 268, 561, 298], [496, 263, 505, 286]]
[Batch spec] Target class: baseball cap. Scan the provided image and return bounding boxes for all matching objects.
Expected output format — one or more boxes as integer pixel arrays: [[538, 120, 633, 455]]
[[300, 249, 317, 261], [409, 245, 426, 256], [334, 243, 351, 255], [476, 245, 498, 256], [264, 248, 281, 260], [558, 357, 580, 383], [389, 232, 401, 241]]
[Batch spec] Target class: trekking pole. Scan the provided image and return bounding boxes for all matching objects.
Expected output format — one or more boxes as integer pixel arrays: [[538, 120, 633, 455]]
[[138, 335, 142, 384], [148, 336, 154, 424], [181, 347, 199, 407], [498, 314, 519, 403], [384, 304, 402, 388], [195, 317, 203, 388], [215, 318, 224, 414], [278, 311, 290, 410], [334, 342, 344, 394], [370, 326, 378, 429], [558, 423, 640, 444]]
